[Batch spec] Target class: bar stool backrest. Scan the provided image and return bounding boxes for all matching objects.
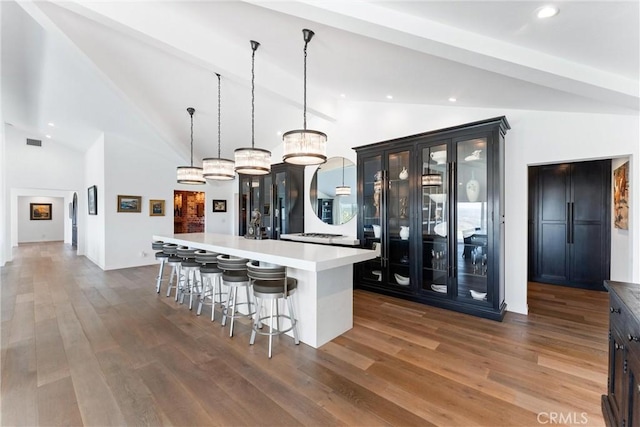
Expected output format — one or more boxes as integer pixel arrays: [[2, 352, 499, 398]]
[[176, 247, 196, 259], [217, 255, 249, 271], [246, 260, 286, 281], [152, 240, 164, 251], [162, 243, 178, 255], [195, 250, 220, 265]]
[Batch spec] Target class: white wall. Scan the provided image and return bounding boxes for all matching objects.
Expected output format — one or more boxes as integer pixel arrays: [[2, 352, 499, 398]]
[[17, 196, 64, 242], [611, 157, 632, 281], [84, 133, 106, 268], [205, 179, 235, 235], [3, 125, 85, 261], [318, 101, 639, 315]]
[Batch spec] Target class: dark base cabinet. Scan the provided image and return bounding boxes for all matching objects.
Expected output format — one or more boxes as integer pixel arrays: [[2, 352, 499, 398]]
[[602, 281, 640, 427], [354, 117, 509, 321]]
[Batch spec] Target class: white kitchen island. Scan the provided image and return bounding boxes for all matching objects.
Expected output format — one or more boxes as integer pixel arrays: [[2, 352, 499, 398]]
[[153, 233, 377, 348]]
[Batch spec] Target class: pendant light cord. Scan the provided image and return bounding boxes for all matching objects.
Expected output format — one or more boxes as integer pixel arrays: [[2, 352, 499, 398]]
[[216, 73, 221, 159], [251, 43, 256, 149], [303, 37, 308, 130], [189, 108, 194, 167]]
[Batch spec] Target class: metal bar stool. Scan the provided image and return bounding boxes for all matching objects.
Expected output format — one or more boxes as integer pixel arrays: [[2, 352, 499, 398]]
[[152, 240, 169, 293], [162, 243, 183, 299], [247, 260, 300, 358], [194, 250, 225, 321], [176, 247, 200, 309], [217, 255, 255, 337]]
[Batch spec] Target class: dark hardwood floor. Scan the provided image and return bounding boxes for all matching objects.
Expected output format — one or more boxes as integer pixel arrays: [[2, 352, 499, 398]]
[[1, 242, 609, 426]]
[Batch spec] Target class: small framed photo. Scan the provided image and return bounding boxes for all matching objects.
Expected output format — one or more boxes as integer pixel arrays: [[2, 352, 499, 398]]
[[30, 203, 52, 220], [149, 199, 165, 216], [117, 195, 142, 213], [88, 185, 97, 215], [212, 199, 227, 212]]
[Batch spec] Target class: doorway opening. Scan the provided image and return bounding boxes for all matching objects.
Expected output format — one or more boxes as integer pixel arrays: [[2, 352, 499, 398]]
[[174, 190, 205, 234]]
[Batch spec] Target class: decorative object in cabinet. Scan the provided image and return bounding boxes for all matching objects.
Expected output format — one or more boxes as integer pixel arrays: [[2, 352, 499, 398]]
[[354, 116, 509, 320]]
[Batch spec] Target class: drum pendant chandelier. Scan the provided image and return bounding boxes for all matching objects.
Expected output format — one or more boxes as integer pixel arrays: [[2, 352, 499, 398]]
[[176, 107, 206, 185], [282, 29, 327, 166], [335, 157, 351, 196], [203, 73, 235, 180], [234, 40, 271, 175]]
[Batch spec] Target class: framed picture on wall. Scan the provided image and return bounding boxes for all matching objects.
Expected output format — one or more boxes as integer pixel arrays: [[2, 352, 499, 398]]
[[212, 199, 227, 212], [30, 203, 52, 220], [149, 199, 165, 216], [117, 195, 142, 213], [88, 185, 97, 215]]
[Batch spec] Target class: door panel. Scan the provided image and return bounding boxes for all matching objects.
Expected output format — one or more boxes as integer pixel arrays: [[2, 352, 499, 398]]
[[572, 163, 606, 222], [540, 166, 569, 221], [571, 223, 604, 284], [539, 223, 568, 279]]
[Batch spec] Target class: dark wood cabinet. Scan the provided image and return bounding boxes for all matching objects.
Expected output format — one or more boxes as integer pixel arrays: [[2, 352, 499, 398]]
[[529, 160, 611, 290], [238, 162, 305, 239], [318, 199, 333, 224], [603, 281, 640, 427], [354, 116, 509, 320]]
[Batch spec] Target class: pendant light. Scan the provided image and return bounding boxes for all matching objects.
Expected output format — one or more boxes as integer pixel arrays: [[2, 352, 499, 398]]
[[203, 73, 235, 180], [335, 157, 351, 196], [282, 29, 327, 166], [234, 40, 271, 175], [177, 107, 206, 185]]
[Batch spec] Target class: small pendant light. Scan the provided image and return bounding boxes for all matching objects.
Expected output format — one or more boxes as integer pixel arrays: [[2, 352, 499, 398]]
[[176, 107, 206, 185], [203, 73, 235, 180], [335, 157, 351, 196], [282, 29, 327, 166], [234, 40, 272, 175]]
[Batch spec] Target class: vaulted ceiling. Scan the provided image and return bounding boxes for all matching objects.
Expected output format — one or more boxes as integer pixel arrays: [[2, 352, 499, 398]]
[[2, 1, 638, 163]]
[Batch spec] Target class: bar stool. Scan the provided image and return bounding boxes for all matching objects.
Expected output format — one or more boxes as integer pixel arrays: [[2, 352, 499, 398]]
[[217, 255, 254, 337], [194, 250, 225, 321], [152, 240, 168, 293], [176, 247, 200, 309], [247, 261, 300, 358], [162, 243, 183, 299]]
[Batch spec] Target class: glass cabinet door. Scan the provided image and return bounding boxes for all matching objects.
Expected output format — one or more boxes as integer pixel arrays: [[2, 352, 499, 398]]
[[361, 155, 383, 282], [455, 137, 489, 302], [385, 150, 411, 288], [421, 143, 449, 295]]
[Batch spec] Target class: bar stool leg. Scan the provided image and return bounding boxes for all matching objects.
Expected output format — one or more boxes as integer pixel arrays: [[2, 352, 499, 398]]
[[269, 299, 275, 358], [229, 287, 238, 337], [249, 297, 264, 345], [196, 275, 208, 316], [156, 258, 166, 294], [166, 264, 178, 298]]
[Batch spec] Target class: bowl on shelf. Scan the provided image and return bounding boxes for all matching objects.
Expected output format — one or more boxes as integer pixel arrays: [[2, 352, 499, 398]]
[[430, 151, 447, 165], [372, 270, 382, 281], [470, 289, 487, 300], [431, 284, 447, 293], [394, 273, 410, 285], [428, 193, 446, 204]]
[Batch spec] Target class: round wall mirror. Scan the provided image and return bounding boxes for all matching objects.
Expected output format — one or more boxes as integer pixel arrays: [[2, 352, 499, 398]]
[[310, 156, 357, 225]]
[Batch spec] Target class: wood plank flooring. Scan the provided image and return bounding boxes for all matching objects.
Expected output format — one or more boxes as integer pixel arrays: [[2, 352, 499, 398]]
[[1, 242, 610, 426]]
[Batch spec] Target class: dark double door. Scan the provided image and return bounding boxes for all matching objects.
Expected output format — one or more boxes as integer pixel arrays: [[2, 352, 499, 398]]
[[529, 160, 611, 290]]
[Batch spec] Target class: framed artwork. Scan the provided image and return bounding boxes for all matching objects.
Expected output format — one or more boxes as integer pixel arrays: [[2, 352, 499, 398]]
[[88, 185, 97, 215], [613, 161, 629, 230], [212, 199, 227, 212], [149, 199, 165, 216], [117, 195, 142, 213], [30, 203, 52, 220]]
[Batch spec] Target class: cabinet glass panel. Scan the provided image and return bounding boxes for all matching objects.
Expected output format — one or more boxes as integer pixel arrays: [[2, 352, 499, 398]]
[[361, 155, 382, 283], [422, 143, 448, 295], [274, 171, 286, 238], [263, 175, 272, 235], [387, 150, 411, 287], [456, 137, 488, 301]]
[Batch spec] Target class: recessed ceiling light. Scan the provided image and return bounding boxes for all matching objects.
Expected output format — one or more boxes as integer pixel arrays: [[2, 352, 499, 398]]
[[448, 97, 457, 102], [47, 122, 55, 127], [45, 135, 52, 139], [276, 131, 282, 136], [386, 95, 393, 100], [536, 6, 559, 19], [340, 94, 346, 98]]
